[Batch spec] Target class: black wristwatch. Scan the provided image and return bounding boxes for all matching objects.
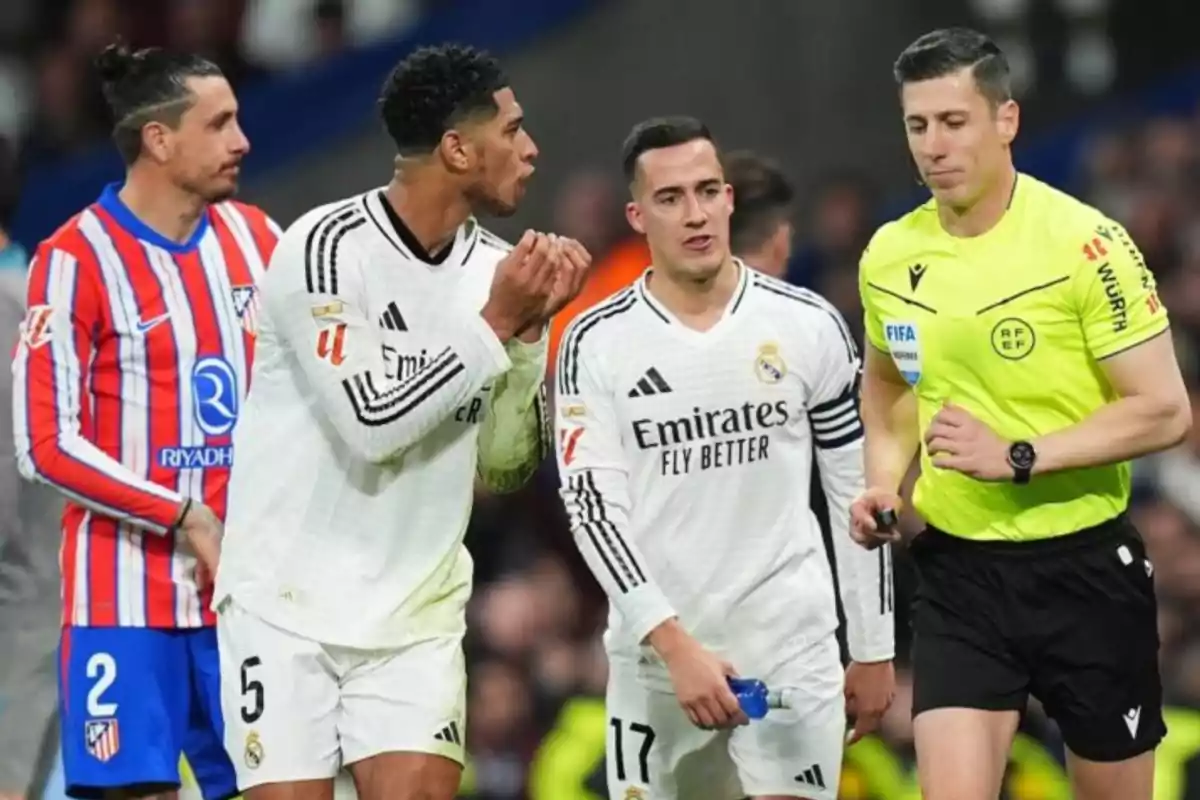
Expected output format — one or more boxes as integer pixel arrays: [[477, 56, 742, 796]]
[[1007, 441, 1036, 485]]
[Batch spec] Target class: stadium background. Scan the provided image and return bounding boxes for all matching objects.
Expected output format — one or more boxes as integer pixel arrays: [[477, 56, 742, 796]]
[[3, 0, 1200, 798]]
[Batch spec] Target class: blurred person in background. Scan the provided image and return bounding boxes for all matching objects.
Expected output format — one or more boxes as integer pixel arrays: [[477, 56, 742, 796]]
[[546, 165, 648, 380], [0, 136, 28, 286], [0, 283, 64, 800], [18, 41, 107, 164], [555, 116, 894, 800], [788, 173, 873, 285], [11, 42, 278, 800], [853, 26, 1190, 800], [464, 660, 538, 800], [724, 150, 796, 280], [551, 168, 624, 260], [239, 0, 420, 70], [0, 136, 64, 800]]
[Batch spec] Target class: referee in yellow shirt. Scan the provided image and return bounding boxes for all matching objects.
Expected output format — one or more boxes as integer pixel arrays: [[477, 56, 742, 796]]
[[851, 27, 1191, 800]]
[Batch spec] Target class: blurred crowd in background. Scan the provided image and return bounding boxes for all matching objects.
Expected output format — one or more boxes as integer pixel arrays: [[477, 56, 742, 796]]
[[0, 0, 435, 164], [4, 1, 1200, 799]]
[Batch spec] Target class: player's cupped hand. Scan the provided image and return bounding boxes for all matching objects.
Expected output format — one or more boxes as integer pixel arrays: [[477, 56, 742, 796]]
[[924, 400, 1012, 481], [540, 236, 591, 320], [844, 660, 896, 746], [179, 500, 223, 589], [849, 488, 903, 550], [482, 230, 558, 340]]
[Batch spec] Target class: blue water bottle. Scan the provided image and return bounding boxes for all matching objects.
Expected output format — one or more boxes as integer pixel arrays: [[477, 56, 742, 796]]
[[727, 677, 770, 720]]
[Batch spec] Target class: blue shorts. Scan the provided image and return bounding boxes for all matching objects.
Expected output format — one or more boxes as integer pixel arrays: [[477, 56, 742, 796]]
[[58, 625, 238, 800]]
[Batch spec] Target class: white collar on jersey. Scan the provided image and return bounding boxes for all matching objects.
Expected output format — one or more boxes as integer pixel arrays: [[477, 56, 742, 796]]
[[636, 257, 751, 325]]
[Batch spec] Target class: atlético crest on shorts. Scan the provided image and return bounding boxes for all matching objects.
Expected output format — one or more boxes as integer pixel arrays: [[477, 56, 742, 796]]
[[85, 718, 120, 761], [232, 285, 260, 337]]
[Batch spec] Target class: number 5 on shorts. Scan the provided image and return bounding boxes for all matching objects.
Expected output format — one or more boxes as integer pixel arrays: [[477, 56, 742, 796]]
[[610, 717, 655, 784], [240, 656, 264, 724]]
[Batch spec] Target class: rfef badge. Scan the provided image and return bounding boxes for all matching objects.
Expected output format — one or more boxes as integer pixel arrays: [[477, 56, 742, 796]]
[[883, 320, 922, 385]]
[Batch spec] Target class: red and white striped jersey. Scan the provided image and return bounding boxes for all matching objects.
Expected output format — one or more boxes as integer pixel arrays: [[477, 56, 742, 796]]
[[12, 183, 279, 629]]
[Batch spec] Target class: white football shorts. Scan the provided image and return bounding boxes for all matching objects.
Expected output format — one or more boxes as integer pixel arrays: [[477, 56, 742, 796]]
[[216, 598, 466, 790], [605, 636, 845, 800]]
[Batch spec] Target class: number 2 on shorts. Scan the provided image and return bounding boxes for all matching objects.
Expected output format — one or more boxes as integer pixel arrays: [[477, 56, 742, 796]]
[[86, 652, 118, 717], [240, 656, 264, 723], [610, 716, 655, 784]]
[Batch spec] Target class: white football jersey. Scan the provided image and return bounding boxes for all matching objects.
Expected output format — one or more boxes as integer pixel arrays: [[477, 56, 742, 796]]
[[216, 189, 549, 649], [555, 264, 894, 681]]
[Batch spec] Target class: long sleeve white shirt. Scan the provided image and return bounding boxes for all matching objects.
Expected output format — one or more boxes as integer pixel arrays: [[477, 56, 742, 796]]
[[555, 265, 893, 684], [215, 190, 548, 648]]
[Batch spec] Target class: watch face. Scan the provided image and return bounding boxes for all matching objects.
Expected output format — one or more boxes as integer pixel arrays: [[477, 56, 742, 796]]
[[1009, 442, 1036, 469]]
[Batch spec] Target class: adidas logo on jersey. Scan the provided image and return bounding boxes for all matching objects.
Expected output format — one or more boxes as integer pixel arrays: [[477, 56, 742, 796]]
[[628, 367, 672, 397], [433, 721, 462, 746], [379, 301, 407, 331], [794, 763, 827, 789]]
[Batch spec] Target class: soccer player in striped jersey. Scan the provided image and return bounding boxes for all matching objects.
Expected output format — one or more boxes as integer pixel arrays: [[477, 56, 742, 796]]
[[554, 118, 895, 800], [11, 44, 278, 799], [213, 44, 588, 799]]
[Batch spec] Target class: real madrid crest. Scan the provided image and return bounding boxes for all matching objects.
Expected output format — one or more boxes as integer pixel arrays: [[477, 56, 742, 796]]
[[623, 787, 647, 800], [754, 342, 787, 384], [245, 730, 264, 770]]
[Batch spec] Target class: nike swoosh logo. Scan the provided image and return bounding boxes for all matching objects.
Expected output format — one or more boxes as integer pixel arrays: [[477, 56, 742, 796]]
[[136, 313, 171, 334]]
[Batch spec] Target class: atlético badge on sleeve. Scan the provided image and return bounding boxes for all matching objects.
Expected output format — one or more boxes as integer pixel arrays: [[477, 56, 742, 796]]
[[19, 304, 55, 350], [883, 320, 922, 385]]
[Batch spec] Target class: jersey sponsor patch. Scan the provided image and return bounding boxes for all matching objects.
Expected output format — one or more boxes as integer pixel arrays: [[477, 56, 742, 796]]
[[560, 426, 585, 465], [883, 320, 922, 385], [560, 402, 588, 420], [316, 323, 348, 366], [310, 300, 344, 319], [156, 356, 240, 467], [1147, 291, 1163, 315], [19, 304, 56, 350], [193, 356, 240, 436]]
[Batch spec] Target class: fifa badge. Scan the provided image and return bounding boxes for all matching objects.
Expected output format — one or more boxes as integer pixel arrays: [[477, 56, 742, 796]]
[[883, 320, 922, 385], [754, 342, 787, 384]]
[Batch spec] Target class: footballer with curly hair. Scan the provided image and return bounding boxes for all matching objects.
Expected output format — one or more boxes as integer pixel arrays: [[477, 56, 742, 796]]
[[213, 44, 590, 800]]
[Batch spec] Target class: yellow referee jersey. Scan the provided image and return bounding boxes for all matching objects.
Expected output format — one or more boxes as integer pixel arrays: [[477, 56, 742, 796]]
[[859, 173, 1169, 541]]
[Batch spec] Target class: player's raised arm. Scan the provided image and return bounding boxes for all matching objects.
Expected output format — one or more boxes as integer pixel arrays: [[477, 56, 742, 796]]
[[476, 238, 590, 492], [265, 219, 555, 464], [1031, 221, 1190, 474], [13, 244, 185, 533], [805, 308, 896, 665], [554, 328, 677, 646], [475, 336, 550, 492]]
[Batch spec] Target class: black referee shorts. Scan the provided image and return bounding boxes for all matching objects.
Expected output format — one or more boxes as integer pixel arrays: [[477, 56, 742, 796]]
[[909, 514, 1165, 762]]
